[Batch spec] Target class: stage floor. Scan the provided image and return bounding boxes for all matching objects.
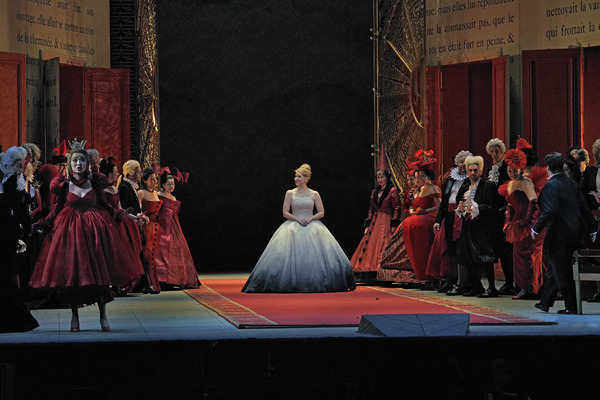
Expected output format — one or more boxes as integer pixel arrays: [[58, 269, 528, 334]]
[[2, 273, 600, 345]]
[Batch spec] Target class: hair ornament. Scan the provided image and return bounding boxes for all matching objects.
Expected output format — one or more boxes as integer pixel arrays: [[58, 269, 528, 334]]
[[516, 137, 532, 150], [406, 149, 437, 170], [505, 149, 527, 170], [175, 169, 189, 184]]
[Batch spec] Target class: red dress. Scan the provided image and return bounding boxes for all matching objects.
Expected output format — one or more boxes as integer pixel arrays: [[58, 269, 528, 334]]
[[141, 199, 163, 291], [403, 192, 440, 281], [156, 196, 200, 288], [350, 186, 400, 272], [377, 193, 424, 284], [104, 191, 145, 264], [30, 180, 143, 306], [504, 190, 545, 294]]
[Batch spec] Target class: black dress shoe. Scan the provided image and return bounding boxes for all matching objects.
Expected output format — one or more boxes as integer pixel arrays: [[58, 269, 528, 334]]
[[497, 283, 515, 295], [477, 288, 499, 298], [512, 289, 537, 300], [463, 287, 485, 297], [587, 292, 600, 303], [557, 309, 577, 315], [143, 284, 160, 294], [446, 285, 463, 296], [420, 279, 437, 291], [535, 303, 549, 312], [438, 280, 456, 293]]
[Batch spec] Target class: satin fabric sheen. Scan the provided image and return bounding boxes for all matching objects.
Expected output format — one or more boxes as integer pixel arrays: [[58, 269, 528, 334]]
[[242, 195, 355, 293], [155, 196, 200, 288], [30, 189, 143, 306]]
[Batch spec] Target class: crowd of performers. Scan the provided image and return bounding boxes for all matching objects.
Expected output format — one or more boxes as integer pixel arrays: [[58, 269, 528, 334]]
[[0, 140, 199, 333], [4, 137, 598, 333], [350, 138, 599, 314]]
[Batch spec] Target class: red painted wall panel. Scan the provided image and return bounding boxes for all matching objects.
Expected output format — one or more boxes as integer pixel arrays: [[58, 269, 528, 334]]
[[584, 47, 600, 157], [522, 49, 582, 163], [0, 52, 26, 147], [469, 62, 493, 158], [441, 64, 469, 172]]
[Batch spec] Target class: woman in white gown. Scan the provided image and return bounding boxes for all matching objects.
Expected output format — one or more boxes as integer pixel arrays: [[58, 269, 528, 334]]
[[242, 164, 356, 293]]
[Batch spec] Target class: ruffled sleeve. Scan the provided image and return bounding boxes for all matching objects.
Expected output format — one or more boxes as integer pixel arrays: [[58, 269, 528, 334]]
[[38, 177, 68, 229], [528, 166, 549, 196], [93, 178, 127, 221], [498, 181, 509, 199]]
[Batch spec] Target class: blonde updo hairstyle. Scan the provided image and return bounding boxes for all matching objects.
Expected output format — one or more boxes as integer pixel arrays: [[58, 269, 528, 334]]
[[464, 155, 484, 171], [295, 163, 312, 180]]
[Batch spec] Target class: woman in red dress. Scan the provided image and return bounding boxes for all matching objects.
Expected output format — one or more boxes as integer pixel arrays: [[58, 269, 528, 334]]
[[500, 148, 546, 299], [403, 161, 441, 286], [30, 141, 144, 332], [350, 169, 400, 281], [137, 167, 163, 293], [156, 172, 200, 289], [100, 159, 145, 294], [378, 171, 424, 284]]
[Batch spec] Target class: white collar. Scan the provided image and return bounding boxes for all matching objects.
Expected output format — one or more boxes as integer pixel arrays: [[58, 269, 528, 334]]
[[450, 167, 467, 181], [123, 177, 139, 190]]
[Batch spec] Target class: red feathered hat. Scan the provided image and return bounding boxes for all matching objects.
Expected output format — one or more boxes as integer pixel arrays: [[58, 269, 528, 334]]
[[516, 137, 532, 150], [407, 149, 437, 171]]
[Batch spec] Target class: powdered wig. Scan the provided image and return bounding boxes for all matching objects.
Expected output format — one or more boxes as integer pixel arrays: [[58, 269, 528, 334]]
[[485, 138, 506, 155], [593, 139, 600, 164], [295, 163, 312, 179], [464, 155, 484, 171], [0, 146, 27, 176], [66, 149, 90, 180], [87, 148, 100, 159], [454, 150, 473, 164], [21, 143, 41, 160], [122, 159, 141, 178]]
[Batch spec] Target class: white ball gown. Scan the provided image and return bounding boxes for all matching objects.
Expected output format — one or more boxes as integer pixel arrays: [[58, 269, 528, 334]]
[[242, 194, 356, 293]]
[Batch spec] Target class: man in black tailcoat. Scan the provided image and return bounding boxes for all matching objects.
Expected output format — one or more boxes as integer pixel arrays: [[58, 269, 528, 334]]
[[433, 150, 471, 294], [532, 152, 597, 314], [118, 159, 142, 214], [455, 155, 501, 297], [485, 138, 514, 295]]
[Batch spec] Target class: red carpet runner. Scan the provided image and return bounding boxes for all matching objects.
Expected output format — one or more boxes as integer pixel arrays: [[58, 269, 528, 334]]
[[185, 279, 550, 328]]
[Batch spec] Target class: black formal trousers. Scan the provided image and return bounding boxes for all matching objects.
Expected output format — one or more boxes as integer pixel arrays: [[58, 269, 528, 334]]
[[539, 220, 579, 311]]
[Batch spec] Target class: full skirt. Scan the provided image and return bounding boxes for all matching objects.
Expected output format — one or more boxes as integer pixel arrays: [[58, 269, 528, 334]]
[[242, 220, 356, 293]]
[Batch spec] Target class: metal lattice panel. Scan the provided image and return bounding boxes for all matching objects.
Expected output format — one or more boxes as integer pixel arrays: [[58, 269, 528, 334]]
[[110, 0, 139, 160], [136, 0, 160, 168], [375, 0, 425, 188]]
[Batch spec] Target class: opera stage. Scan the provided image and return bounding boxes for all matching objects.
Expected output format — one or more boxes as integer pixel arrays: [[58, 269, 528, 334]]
[[1, 273, 599, 399]]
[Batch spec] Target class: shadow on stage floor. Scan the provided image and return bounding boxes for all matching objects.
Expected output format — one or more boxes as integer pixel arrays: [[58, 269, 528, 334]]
[[1, 274, 599, 399]]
